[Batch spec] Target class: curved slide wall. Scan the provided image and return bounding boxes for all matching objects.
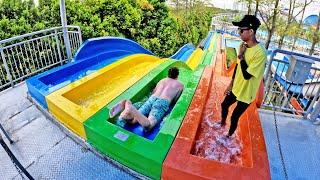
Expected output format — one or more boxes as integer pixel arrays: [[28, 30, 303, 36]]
[[186, 48, 204, 70], [46, 54, 164, 138], [27, 37, 154, 109], [170, 43, 195, 61], [85, 60, 204, 179], [73, 37, 153, 61]]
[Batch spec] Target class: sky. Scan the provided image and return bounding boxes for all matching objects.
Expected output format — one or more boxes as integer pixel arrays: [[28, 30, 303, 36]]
[[35, 0, 319, 20], [211, 0, 319, 19]]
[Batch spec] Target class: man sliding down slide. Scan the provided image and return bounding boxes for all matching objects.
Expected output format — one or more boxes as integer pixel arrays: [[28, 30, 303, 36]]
[[109, 67, 184, 131]]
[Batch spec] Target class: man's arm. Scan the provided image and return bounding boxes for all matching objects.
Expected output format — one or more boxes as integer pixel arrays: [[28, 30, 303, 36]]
[[239, 57, 253, 80], [171, 86, 183, 105], [237, 42, 253, 80], [232, 64, 237, 80]]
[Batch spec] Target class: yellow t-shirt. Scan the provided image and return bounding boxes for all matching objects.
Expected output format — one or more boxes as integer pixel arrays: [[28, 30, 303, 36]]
[[232, 43, 267, 104]]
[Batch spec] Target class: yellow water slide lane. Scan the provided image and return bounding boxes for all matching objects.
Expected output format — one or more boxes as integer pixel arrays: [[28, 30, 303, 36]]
[[186, 48, 204, 70], [46, 54, 164, 138], [208, 32, 217, 51]]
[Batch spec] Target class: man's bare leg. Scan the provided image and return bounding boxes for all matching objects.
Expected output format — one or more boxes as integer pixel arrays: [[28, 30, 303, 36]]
[[119, 100, 137, 124], [126, 103, 156, 128]]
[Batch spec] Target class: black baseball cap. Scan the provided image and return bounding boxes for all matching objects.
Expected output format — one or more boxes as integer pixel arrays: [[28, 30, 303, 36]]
[[232, 15, 261, 31]]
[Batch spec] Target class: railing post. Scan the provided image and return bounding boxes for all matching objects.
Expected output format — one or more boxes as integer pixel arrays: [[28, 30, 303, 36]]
[[305, 87, 320, 118], [0, 46, 13, 87], [77, 26, 83, 45], [308, 96, 320, 121], [54, 29, 63, 65], [60, 0, 72, 61]]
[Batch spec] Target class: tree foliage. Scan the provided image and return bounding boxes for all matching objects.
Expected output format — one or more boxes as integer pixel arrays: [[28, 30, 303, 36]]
[[0, 0, 223, 57]]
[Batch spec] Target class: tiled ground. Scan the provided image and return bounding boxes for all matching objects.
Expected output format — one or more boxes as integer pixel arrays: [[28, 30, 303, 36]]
[[259, 109, 320, 180], [0, 82, 135, 180]]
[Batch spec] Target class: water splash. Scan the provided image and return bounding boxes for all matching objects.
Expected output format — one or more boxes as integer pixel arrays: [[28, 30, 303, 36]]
[[193, 119, 243, 165]]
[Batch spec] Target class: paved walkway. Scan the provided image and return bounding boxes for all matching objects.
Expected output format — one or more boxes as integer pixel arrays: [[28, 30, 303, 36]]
[[259, 109, 320, 180], [0, 82, 135, 180]]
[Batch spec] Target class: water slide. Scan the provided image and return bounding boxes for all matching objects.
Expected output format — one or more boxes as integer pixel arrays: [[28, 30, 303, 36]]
[[204, 31, 214, 49], [162, 33, 270, 179], [26, 37, 154, 109], [201, 32, 219, 65], [27, 31, 222, 179], [80, 32, 223, 180], [170, 32, 219, 67], [170, 43, 195, 61], [26, 36, 198, 109], [84, 60, 204, 179], [46, 54, 164, 138], [185, 48, 204, 70], [82, 33, 213, 178]]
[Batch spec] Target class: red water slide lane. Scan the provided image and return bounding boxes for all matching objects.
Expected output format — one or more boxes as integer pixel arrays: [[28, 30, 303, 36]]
[[162, 36, 270, 179]]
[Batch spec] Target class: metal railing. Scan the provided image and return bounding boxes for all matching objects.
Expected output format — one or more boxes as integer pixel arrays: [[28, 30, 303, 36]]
[[0, 26, 82, 90], [262, 49, 320, 118], [210, 13, 244, 35]]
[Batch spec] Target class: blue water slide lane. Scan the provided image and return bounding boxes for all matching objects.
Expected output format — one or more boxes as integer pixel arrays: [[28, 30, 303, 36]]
[[170, 43, 195, 61], [170, 31, 215, 62], [204, 31, 214, 50], [180, 48, 195, 61], [73, 37, 153, 61], [26, 37, 154, 109]]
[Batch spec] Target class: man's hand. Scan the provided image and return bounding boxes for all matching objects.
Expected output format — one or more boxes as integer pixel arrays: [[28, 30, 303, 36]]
[[224, 83, 232, 96], [238, 42, 247, 60]]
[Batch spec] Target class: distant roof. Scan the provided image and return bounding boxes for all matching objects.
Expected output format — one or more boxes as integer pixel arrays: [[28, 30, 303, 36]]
[[303, 15, 319, 26]]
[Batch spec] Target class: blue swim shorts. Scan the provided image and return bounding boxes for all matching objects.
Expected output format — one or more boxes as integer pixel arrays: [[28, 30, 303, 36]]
[[138, 96, 170, 123]]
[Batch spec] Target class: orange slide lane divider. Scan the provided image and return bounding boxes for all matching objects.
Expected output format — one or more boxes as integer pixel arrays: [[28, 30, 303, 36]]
[[162, 35, 270, 179]]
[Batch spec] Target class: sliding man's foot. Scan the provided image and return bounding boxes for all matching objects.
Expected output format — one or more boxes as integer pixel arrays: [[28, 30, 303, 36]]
[[109, 100, 126, 118]]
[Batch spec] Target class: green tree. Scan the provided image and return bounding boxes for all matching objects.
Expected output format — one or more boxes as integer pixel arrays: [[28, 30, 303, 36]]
[[0, 0, 226, 58], [258, 0, 281, 49], [277, 0, 313, 49], [309, 11, 320, 55]]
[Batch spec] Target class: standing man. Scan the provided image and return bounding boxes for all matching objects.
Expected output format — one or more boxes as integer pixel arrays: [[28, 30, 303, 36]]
[[220, 15, 267, 137]]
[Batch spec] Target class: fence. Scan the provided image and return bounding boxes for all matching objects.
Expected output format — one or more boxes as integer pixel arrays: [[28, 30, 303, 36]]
[[263, 49, 320, 117], [210, 13, 241, 35], [0, 26, 82, 90]]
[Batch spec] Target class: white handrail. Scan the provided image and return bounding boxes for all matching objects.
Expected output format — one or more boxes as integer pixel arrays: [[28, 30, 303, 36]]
[[0, 26, 82, 90]]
